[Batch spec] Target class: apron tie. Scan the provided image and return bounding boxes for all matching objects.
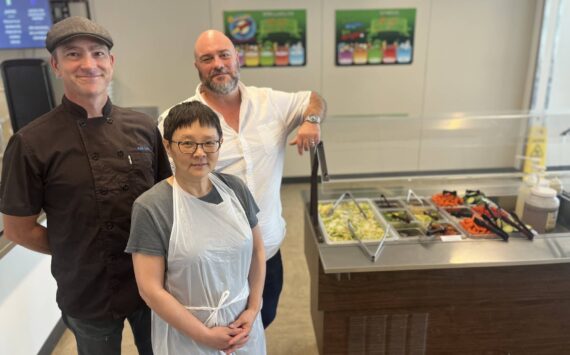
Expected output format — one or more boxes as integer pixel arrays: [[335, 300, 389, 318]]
[[185, 290, 231, 327]]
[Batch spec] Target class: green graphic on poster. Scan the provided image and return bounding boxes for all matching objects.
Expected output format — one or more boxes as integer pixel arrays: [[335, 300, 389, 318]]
[[224, 10, 306, 68], [335, 9, 416, 66]]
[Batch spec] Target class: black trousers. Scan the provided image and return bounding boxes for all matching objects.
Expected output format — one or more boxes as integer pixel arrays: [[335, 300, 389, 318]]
[[261, 249, 284, 328], [62, 305, 153, 355]]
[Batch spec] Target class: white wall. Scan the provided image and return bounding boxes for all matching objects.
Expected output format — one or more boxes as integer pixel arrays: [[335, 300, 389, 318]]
[[89, 1, 211, 111], [423, 0, 537, 113], [0, 0, 542, 178]]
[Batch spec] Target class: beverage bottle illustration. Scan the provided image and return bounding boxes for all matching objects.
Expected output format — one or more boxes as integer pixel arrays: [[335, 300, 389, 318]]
[[397, 40, 412, 63], [244, 44, 260, 67], [383, 41, 396, 63], [353, 42, 368, 64], [260, 42, 275, 66], [337, 42, 353, 65], [367, 40, 382, 64], [289, 42, 305, 66], [274, 43, 290, 66]]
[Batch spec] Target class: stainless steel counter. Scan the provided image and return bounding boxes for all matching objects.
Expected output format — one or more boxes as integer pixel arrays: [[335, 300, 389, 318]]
[[309, 231, 570, 273], [306, 173, 570, 274]]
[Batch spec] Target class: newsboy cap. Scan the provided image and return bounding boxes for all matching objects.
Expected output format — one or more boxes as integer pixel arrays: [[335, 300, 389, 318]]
[[45, 16, 113, 53]]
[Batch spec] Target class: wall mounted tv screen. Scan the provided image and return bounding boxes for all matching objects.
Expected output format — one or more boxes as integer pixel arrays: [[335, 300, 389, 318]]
[[0, 0, 52, 49]]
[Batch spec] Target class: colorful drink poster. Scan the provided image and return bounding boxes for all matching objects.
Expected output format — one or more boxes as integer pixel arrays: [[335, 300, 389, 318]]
[[335, 9, 416, 66], [224, 10, 307, 68]]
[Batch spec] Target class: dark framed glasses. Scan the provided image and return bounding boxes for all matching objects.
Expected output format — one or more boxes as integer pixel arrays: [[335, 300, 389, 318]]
[[170, 140, 221, 154]]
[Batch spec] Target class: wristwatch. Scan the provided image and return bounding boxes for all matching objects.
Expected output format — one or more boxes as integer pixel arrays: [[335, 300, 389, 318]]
[[303, 115, 321, 124]]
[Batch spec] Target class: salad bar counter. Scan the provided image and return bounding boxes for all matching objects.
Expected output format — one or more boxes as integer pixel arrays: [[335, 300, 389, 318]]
[[304, 174, 570, 355]]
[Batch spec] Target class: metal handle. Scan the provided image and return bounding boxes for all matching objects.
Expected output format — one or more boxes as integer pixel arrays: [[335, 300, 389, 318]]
[[406, 189, 423, 206], [347, 220, 387, 262], [328, 191, 368, 219]]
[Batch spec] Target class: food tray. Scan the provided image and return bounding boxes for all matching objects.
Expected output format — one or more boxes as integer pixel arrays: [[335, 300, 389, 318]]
[[395, 224, 426, 238], [421, 222, 464, 240], [374, 198, 405, 209], [408, 206, 446, 228], [374, 195, 465, 241], [440, 207, 500, 239], [381, 210, 416, 228], [318, 198, 396, 245], [402, 197, 434, 208]]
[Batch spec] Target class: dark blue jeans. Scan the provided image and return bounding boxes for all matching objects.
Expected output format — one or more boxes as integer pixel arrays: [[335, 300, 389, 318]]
[[62, 306, 153, 355], [261, 249, 284, 328]]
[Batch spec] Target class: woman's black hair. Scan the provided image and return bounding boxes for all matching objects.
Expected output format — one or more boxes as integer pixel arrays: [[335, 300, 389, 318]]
[[163, 101, 222, 141]]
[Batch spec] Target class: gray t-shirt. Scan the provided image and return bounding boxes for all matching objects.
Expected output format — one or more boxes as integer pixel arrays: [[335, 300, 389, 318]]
[[126, 172, 259, 257]]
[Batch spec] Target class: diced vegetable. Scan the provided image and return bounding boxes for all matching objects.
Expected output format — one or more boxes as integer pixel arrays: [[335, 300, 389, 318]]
[[432, 192, 464, 207]]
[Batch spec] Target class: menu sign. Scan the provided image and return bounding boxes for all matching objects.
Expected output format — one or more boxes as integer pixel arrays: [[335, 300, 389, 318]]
[[224, 9, 307, 68], [335, 8, 416, 66], [0, 0, 53, 49]]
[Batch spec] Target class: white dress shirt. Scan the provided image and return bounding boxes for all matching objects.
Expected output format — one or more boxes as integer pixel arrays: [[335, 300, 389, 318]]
[[158, 82, 311, 259]]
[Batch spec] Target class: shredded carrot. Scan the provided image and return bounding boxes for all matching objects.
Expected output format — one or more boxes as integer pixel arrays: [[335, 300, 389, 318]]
[[459, 217, 490, 235], [431, 193, 464, 207]]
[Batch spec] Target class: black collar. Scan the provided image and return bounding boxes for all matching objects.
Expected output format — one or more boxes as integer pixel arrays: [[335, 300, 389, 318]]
[[62, 95, 113, 119]]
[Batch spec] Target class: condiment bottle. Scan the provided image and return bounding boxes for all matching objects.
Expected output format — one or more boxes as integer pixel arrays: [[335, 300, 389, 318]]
[[515, 174, 538, 218], [522, 186, 560, 233]]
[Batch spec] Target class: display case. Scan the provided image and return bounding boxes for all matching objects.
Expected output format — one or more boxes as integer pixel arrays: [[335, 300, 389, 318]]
[[304, 112, 570, 354]]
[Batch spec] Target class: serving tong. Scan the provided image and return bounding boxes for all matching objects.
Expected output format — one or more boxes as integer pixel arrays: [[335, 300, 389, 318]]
[[406, 189, 424, 206], [327, 191, 368, 219], [426, 221, 446, 236], [378, 194, 399, 208], [347, 219, 389, 262], [483, 201, 536, 240], [471, 196, 535, 240], [474, 214, 509, 241]]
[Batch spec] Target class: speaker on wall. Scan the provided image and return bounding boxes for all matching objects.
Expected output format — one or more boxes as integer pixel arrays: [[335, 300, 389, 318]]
[[1, 58, 56, 133]]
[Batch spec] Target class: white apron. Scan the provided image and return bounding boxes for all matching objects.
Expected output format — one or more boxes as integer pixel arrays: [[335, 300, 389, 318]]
[[152, 173, 266, 354]]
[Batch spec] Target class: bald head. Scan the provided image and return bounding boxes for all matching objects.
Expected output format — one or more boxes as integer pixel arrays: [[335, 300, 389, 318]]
[[194, 30, 236, 61], [193, 29, 240, 95]]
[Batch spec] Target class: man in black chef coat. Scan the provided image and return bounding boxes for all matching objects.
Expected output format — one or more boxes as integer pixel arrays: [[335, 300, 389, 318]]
[[0, 16, 171, 355]]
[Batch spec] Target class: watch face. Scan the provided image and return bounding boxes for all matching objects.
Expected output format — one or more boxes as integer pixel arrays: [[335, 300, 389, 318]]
[[306, 115, 321, 123]]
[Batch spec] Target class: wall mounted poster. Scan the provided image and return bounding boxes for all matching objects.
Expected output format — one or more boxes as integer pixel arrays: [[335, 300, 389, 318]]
[[335, 9, 416, 66], [224, 10, 307, 68]]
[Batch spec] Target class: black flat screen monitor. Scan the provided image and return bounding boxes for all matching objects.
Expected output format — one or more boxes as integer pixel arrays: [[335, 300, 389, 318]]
[[1, 58, 55, 132], [0, 0, 53, 49]]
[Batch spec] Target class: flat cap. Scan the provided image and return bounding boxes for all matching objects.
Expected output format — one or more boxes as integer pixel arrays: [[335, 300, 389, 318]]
[[46, 16, 113, 53]]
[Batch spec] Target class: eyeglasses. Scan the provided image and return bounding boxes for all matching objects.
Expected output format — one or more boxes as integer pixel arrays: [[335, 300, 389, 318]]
[[170, 140, 221, 154]]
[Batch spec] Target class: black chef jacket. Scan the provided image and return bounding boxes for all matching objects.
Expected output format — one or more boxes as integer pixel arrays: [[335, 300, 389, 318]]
[[0, 96, 172, 320]]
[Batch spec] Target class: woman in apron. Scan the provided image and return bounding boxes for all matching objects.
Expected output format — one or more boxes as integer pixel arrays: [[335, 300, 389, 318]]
[[126, 101, 266, 354]]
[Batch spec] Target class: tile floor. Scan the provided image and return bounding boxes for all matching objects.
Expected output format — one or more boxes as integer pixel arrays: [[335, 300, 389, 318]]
[[52, 183, 319, 355]]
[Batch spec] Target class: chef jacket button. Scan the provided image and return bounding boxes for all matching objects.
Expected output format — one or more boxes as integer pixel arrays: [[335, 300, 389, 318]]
[[106, 222, 114, 230], [91, 153, 99, 160], [117, 151, 124, 158], [79, 121, 87, 128], [122, 184, 129, 191]]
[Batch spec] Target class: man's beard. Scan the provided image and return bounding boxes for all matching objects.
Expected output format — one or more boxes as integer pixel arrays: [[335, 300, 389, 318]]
[[202, 68, 239, 95]]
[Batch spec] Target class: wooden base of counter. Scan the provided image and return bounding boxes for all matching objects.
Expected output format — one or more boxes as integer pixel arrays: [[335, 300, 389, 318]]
[[305, 214, 570, 355]]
